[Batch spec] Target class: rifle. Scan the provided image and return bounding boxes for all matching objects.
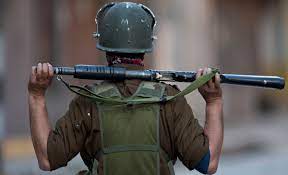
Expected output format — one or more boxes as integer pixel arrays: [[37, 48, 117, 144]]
[[53, 65, 285, 90]]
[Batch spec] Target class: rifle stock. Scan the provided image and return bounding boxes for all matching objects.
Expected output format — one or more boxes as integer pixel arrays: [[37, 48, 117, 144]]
[[53, 65, 285, 90]]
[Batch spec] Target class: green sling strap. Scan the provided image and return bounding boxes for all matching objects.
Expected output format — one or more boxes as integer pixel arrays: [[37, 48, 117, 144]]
[[57, 68, 219, 104]]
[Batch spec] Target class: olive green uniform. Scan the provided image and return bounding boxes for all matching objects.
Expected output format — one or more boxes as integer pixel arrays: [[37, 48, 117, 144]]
[[47, 65, 209, 174], [47, 2, 209, 174]]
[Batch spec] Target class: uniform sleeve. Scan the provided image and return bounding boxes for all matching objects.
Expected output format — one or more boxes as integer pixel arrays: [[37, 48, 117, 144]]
[[194, 149, 210, 174], [168, 85, 209, 170], [47, 95, 92, 170]]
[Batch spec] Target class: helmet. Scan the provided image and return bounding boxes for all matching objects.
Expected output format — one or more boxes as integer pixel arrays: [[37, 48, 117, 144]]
[[94, 2, 156, 53]]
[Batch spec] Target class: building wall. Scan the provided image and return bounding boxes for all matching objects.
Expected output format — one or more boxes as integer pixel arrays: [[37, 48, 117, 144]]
[[152, 0, 217, 123], [3, 0, 287, 136], [154, 0, 287, 120], [281, 0, 288, 69], [3, 0, 152, 136], [4, 0, 34, 135]]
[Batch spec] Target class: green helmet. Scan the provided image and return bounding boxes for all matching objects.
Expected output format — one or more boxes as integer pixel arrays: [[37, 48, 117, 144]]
[[94, 2, 156, 53]]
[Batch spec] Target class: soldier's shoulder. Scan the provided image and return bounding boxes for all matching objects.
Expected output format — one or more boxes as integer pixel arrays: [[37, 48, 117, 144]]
[[82, 81, 118, 97], [83, 81, 115, 92], [84, 84, 97, 91], [73, 82, 104, 102], [161, 82, 181, 96]]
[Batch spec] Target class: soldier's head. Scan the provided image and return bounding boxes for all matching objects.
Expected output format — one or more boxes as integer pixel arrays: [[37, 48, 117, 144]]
[[94, 2, 156, 66]]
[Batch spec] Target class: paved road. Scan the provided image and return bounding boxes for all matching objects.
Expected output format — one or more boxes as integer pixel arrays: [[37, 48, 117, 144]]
[[4, 151, 288, 175], [4, 116, 288, 175]]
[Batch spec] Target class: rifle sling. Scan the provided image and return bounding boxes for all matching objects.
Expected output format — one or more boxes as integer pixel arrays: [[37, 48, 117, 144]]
[[57, 68, 219, 105]]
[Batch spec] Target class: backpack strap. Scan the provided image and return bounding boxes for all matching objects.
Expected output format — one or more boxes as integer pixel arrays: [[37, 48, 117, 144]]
[[133, 81, 166, 98], [88, 82, 122, 98], [91, 159, 99, 175], [160, 149, 175, 175]]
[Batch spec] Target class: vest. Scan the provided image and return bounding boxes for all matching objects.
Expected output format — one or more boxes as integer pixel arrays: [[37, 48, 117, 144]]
[[88, 81, 174, 175], [57, 68, 218, 175]]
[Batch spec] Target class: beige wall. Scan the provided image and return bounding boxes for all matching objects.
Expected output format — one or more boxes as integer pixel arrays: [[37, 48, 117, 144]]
[[153, 0, 217, 69], [5, 0, 35, 135], [3, 0, 152, 135], [282, 0, 288, 69], [4, 0, 287, 136], [154, 0, 287, 120], [152, 0, 217, 122]]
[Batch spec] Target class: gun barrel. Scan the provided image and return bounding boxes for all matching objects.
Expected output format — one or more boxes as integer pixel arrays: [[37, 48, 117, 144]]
[[220, 74, 285, 90], [54, 67, 75, 75], [54, 65, 153, 80], [53, 65, 285, 90]]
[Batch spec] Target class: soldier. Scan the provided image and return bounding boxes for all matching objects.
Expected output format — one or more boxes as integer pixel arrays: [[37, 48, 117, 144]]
[[28, 2, 223, 175]]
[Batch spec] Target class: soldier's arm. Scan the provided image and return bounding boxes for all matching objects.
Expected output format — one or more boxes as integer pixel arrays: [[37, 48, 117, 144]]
[[196, 68, 224, 174], [171, 86, 210, 173], [28, 63, 53, 171], [29, 63, 92, 171], [47, 95, 92, 170]]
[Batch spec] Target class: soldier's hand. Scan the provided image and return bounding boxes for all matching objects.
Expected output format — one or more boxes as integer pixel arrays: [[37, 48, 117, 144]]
[[196, 67, 222, 104], [28, 63, 54, 97]]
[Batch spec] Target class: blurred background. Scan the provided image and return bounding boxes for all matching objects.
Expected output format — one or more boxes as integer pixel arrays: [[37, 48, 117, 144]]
[[1, 0, 288, 174]]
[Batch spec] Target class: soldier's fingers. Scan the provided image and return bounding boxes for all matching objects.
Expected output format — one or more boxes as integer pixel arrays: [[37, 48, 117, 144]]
[[215, 73, 221, 88], [48, 63, 54, 77], [200, 68, 205, 76], [43, 63, 49, 79], [31, 66, 37, 76], [208, 80, 215, 89], [196, 68, 203, 79], [207, 67, 212, 74], [36, 63, 43, 80], [207, 68, 214, 88], [203, 67, 208, 75], [203, 68, 211, 87], [30, 66, 37, 82]]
